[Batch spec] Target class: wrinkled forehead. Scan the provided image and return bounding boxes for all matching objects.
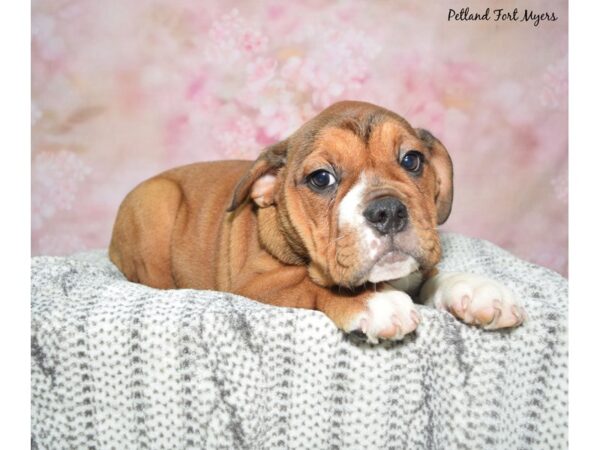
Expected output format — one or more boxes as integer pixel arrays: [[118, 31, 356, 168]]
[[291, 112, 426, 176]]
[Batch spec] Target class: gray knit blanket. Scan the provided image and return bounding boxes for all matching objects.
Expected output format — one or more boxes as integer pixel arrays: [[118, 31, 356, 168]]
[[31, 233, 568, 449]]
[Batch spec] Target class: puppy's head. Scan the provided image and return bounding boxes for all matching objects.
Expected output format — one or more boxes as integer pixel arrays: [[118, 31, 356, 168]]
[[229, 101, 453, 288]]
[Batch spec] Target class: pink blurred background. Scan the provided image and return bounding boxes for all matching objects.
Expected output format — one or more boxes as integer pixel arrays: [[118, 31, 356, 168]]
[[31, 0, 568, 276]]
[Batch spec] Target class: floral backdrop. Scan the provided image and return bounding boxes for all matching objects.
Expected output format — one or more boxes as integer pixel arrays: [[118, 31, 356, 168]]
[[32, 0, 568, 276]]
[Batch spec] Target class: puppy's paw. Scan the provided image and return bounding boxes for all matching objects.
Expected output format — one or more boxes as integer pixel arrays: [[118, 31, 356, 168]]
[[424, 272, 526, 329], [348, 290, 421, 343]]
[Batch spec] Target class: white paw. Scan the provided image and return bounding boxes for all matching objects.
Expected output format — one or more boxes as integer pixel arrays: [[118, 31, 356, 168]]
[[348, 290, 421, 343], [423, 272, 526, 329]]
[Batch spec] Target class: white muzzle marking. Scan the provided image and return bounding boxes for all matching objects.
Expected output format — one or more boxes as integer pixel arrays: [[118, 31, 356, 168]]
[[337, 173, 419, 284], [367, 254, 419, 283]]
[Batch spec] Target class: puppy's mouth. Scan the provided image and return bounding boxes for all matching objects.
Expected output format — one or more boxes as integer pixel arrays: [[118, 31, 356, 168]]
[[366, 247, 420, 284], [344, 235, 421, 287]]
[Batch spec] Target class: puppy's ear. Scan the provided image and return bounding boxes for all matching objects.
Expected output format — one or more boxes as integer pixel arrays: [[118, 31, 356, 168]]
[[416, 129, 454, 225], [227, 140, 288, 212]]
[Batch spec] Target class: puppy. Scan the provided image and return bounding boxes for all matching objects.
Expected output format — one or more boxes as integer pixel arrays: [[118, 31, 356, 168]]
[[109, 101, 525, 343]]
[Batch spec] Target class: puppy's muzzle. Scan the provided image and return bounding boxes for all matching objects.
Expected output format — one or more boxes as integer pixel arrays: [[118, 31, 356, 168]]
[[363, 196, 408, 235]]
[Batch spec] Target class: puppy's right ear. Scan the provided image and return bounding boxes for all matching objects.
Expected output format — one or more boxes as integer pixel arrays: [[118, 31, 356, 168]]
[[227, 140, 288, 212], [416, 128, 454, 225]]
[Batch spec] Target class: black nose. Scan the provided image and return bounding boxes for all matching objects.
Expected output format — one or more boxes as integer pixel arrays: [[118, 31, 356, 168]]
[[363, 196, 408, 235]]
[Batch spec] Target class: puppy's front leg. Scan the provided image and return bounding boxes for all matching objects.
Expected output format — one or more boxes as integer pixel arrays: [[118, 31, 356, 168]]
[[234, 271, 420, 343], [419, 271, 526, 329], [316, 284, 421, 344]]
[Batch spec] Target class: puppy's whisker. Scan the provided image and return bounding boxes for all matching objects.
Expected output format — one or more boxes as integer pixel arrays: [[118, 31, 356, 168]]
[[326, 232, 351, 252], [334, 233, 351, 242]]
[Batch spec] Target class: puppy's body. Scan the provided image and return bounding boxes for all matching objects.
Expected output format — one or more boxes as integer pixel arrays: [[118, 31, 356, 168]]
[[111, 160, 315, 307], [110, 101, 525, 342], [111, 161, 244, 290], [110, 159, 379, 331]]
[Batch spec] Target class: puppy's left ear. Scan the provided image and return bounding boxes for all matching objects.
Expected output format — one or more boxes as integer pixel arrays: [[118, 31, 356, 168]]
[[416, 129, 454, 225], [227, 140, 288, 212]]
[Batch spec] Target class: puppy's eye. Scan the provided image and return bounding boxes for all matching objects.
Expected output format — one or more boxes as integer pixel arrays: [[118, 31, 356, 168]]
[[400, 151, 424, 173], [307, 170, 337, 191]]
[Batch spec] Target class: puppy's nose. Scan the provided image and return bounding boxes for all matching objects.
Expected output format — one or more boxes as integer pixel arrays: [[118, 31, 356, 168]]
[[363, 196, 408, 235]]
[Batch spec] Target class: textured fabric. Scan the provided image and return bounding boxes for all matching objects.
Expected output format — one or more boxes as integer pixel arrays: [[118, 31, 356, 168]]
[[31, 233, 568, 449]]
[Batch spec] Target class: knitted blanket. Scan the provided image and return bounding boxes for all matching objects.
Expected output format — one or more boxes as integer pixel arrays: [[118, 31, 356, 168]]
[[31, 233, 568, 449]]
